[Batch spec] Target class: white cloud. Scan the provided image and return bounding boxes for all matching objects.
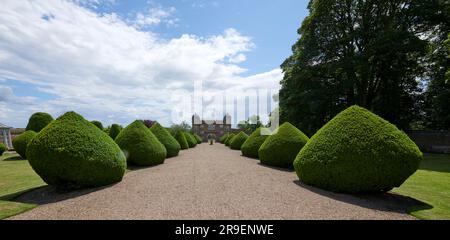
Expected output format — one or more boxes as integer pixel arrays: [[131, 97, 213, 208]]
[[0, 0, 282, 128], [132, 6, 178, 28]]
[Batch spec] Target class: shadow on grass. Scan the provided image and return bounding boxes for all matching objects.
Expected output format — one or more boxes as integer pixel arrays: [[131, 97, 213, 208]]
[[2, 156, 25, 161], [11, 183, 120, 205], [258, 162, 295, 172], [293, 180, 432, 214]]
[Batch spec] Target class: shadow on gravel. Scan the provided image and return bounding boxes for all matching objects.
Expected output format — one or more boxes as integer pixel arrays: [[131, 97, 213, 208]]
[[257, 163, 295, 172], [13, 183, 119, 205], [293, 180, 432, 214]]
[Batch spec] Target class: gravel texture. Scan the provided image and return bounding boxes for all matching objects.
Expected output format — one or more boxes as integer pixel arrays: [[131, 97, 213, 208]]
[[10, 144, 416, 220]]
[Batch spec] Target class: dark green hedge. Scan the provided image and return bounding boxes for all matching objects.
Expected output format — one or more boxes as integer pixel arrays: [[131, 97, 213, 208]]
[[25, 112, 53, 132], [26, 111, 126, 188], [0, 143, 6, 156], [225, 133, 235, 146], [115, 120, 166, 166], [109, 124, 122, 139], [193, 134, 202, 144], [294, 105, 423, 193], [220, 133, 229, 143], [241, 128, 268, 158], [91, 120, 104, 130], [150, 122, 181, 158], [12, 130, 37, 159], [230, 132, 248, 150], [175, 131, 189, 149], [184, 132, 197, 148], [258, 122, 309, 168]]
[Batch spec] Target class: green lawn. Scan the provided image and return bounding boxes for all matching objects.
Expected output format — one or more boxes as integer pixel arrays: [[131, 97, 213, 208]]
[[393, 154, 450, 220], [0, 153, 46, 219]]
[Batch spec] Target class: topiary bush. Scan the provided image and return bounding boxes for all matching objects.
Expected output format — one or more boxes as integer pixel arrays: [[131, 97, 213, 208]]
[[241, 128, 269, 158], [258, 122, 309, 168], [115, 120, 166, 166], [294, 105, 423, 193], [175, 131, 189, 149], [225, 133, 235, 146], [0, 143, 6, 156], [150, 122, 181, 158], [193, 134, 202, 144], [26, 111, 126, 188], [12, 130, 37, 159], [230, 132, 248, 150], [220, 133, 229, 143], [26, 112, 53, 132], [91, 120, 103, 130], [109, 124, 122, 140], [184, 132, 197, 148]]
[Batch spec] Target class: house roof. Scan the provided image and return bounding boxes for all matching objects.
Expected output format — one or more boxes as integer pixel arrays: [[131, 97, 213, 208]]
[[0, 123, 12, 129]]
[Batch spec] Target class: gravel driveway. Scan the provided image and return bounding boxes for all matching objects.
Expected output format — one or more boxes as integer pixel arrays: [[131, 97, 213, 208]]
[[10, 144, 416, 220]]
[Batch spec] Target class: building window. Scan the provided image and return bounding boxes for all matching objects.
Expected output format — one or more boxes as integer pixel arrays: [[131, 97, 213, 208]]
[[208, 124, 215, 131]]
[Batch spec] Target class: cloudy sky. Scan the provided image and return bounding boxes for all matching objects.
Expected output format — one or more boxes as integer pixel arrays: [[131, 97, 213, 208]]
[[0, 0, 308, 128]]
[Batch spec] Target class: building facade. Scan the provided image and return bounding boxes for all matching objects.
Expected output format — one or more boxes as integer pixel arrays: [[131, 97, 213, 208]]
[[192, 114, 234, 142]]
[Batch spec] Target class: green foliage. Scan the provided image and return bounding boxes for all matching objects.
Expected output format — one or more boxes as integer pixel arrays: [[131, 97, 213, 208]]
[[193, 134, 202, 144], [184, 132, 197, 148], [169, 121, 191, 135], [150, 122, 181, 158], [259, 122, 309, 168], [219, 133, 229, 143], [224, 133, 235, 146], [229, 132, 248, 150], [91, 120, 103, 130], [109, 124, 122, 139], [25, 112, 53, 132], [0, 143, 5, 155], [175, 131, 189, 149], [12, 130, 36, 159], [237, 115, 263, 134], [115, 120, 166, 166], [26, 111, 126, 188], [294, 106, 423, 193], [241, 128, 269, 158]]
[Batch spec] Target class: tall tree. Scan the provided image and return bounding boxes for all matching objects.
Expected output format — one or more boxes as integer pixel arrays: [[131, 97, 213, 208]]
[[280, 0, 430, 135]]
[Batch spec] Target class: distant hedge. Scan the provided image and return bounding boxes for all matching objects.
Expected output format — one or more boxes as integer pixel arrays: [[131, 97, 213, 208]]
[[258, 122, 309, 168], [115, 120, 166, 166], [225, 133, 235, 146], [26, 111, 126, 188], [150, 122, 181, 158], [0, 143, 6, 156], [294, 105, 423, 193], [241, 128, 268, 158], [109, 124, 122, 139], [220, 134, 229, 143], [26, 112, 53, 132], [230, 132, 248, 150], [184, 132, 197, 148], [175, 131, 189, 149], [91, 120, 104, 130], [193, 134, 202, 144], [12, 130, 37, 159]]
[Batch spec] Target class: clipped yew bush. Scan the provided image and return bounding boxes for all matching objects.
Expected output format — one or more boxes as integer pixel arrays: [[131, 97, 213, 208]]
[[225, 133, 235, 146], [241, 128, 269, 158], [175, 131, 189, 149], [194, 134, 202, 144], [258, 122, 309, 168], [0, 143, 6, 155], [26, 112, 53, 132], [26, 111, 126, 188], [109, 124, 122, 139], [91, 120, 103, 130], [115, 120, 166, 166], [12, 130, 37, 159], [294, 105, 423, 193], [184, 132, 197, 148], [230, 132, 248, 150], [150, 122, 181, 158], [220, 133, 229, 143]]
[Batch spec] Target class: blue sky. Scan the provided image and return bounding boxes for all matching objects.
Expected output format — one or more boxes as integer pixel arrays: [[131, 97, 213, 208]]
[[0, 0, 309, 128]]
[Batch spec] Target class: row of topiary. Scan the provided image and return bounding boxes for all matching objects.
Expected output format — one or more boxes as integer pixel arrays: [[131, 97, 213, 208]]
[[221, 105, 423, 193], [10, 111, 203, 189]]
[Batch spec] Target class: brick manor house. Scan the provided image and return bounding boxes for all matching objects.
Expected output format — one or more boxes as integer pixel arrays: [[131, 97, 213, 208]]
[[192, 114, 239, 142]]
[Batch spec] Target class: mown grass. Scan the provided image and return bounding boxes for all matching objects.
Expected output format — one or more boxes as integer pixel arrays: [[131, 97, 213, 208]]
[[393, 154, 450, 220]]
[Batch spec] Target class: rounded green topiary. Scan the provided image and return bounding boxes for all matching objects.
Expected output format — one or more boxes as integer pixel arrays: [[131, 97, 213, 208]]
[[258, 122, 309, 168], [241, 128, 269, 158], [230, 132, 248, 150], [115, 120, 166, 166], [91, 120, 104, 130], [26, 111, 126, 188], [150, 122, 181, 158], [25, 112, 53, 132], [220, 133, 229, 143], [294, 105, 423, 193], [0, 143, 6, 156], [184, 132, 197, 148], [193, 134, 202, 144], [109, 124, 122, 139], [225, 133, 235, 146], [12, 130, 37, 159], [175, 131, 189, 149]]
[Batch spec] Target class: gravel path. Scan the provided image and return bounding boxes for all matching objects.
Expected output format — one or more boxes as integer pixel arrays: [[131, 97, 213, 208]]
[[11, 144, 416, 220]]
